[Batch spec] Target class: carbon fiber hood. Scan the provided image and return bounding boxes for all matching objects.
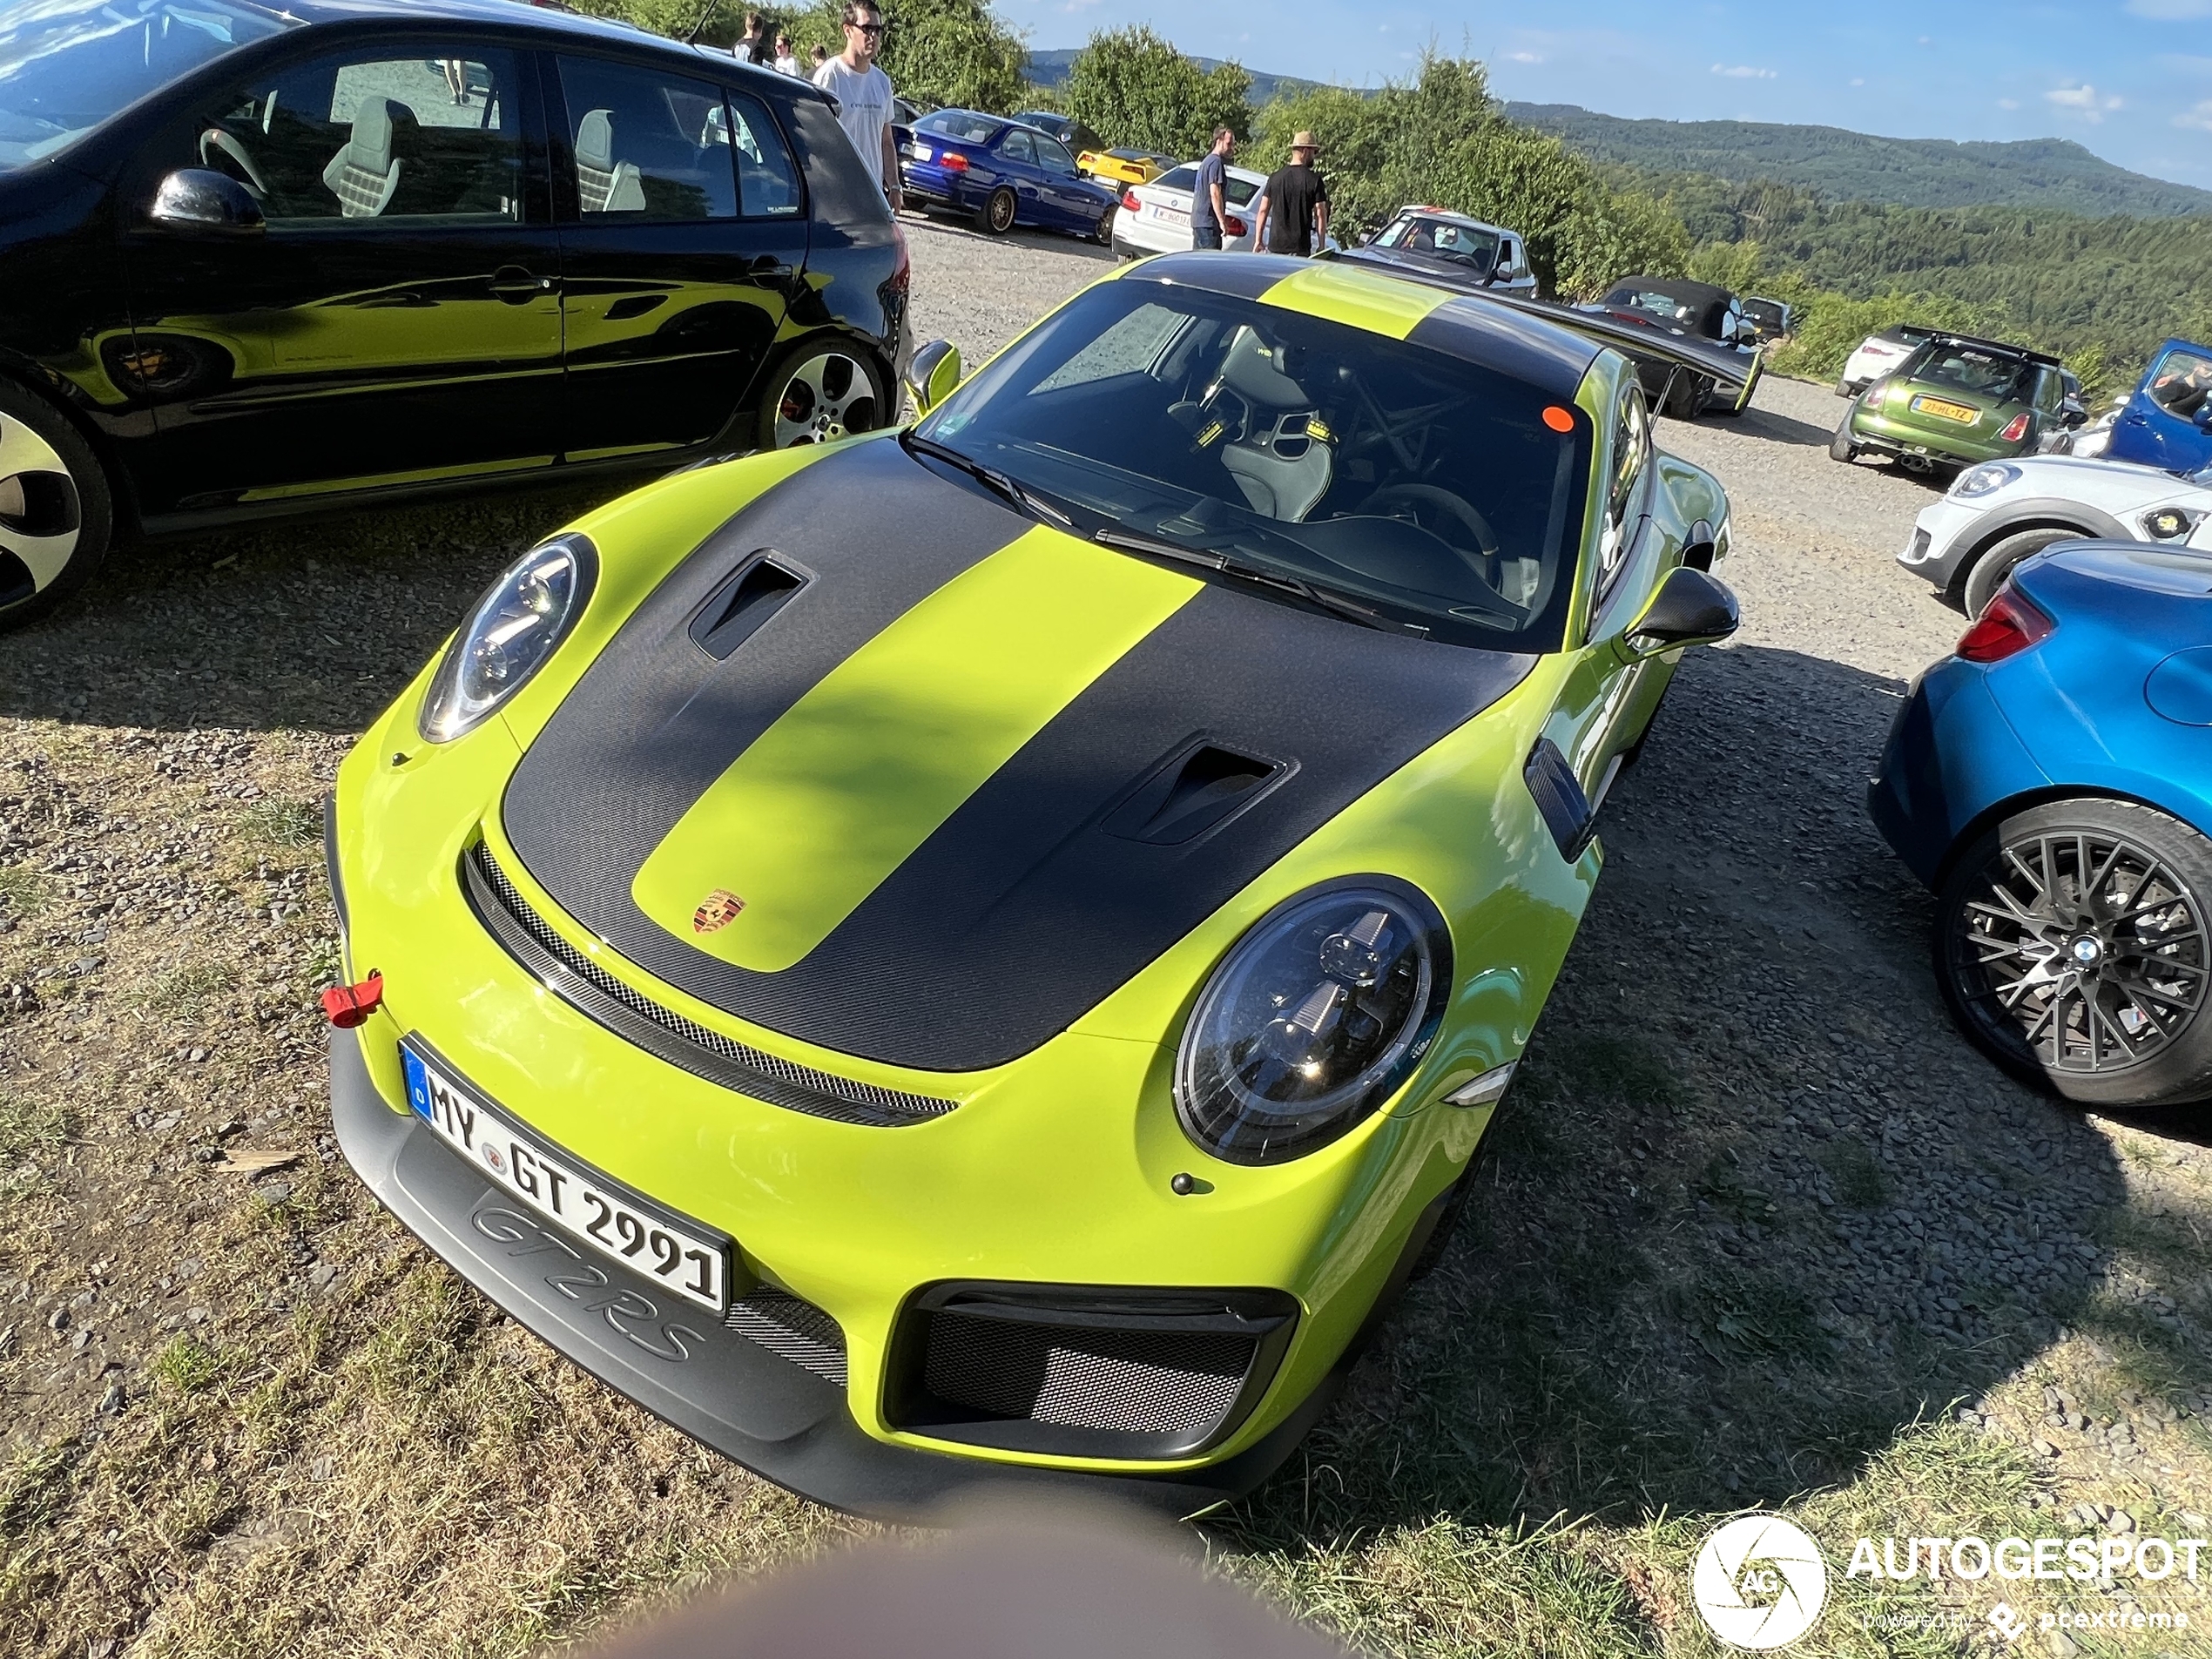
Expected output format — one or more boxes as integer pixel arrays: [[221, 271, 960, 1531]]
[[503, 438, 1535, 1072]]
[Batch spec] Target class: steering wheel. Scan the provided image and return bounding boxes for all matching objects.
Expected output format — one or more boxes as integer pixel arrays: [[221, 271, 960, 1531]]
[[1358, 483, 1499, 572], [199, 127, 269, 198]]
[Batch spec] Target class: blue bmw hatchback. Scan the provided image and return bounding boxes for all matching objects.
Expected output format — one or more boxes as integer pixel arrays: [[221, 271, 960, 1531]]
[[899, 108, 1119, 240], [1871, 542, 2212, 1109]]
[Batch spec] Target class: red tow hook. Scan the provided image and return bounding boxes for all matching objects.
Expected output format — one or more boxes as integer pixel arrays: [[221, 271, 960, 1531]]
[[320, 972, 384, 1029]]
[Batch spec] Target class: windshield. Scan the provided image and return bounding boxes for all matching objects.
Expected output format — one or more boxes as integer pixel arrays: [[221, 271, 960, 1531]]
[[1904, 341, 2033, 403], [913, 278, 1593, 652], [918, 109, 997, 144], [0, 0, 286, 169], [1378, 216, 1499, 267]]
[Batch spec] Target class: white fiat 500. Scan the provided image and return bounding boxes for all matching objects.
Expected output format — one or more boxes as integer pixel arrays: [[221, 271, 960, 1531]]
[[1901, 453, 2212, 615]]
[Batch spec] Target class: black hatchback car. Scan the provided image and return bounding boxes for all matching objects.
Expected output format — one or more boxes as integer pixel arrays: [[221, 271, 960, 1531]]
[[0, 0, 910, 627]]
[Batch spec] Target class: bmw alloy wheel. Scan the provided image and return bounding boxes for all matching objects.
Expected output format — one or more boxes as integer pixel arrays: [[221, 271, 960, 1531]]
[[1943, 811, 2209, 1096], [769, 349, 880, 448]]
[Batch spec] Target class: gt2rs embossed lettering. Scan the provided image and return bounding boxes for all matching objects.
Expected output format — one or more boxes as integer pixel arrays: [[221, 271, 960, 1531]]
[[471, 1204, 705, 1364]]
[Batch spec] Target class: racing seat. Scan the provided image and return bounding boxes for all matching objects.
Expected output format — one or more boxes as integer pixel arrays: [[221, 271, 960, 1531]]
[[1207, 327, 1333, 522], [321, 98, 409, 218], [575, 109, 645, 213]]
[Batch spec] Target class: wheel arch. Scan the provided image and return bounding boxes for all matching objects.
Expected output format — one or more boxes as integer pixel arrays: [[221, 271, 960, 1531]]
[[0, 360, 140, 537], [1934, 784, 2210, 890], [1946, 502, 2128, 600]]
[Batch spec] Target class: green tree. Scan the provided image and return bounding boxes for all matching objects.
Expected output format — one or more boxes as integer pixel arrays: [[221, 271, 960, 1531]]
[[1062, 25, 1251, 158]]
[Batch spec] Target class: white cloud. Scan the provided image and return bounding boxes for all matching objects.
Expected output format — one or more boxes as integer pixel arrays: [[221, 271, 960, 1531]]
[[2128, 0, 2212, 17], [2180, 99, 2212, 130], [1998, 98, 2020, 109], [1710, 63, 1777, 79], [1849, 77, 1865, 86], [1507, 51, 1543, 63], [2046, 82, 2124, 122]]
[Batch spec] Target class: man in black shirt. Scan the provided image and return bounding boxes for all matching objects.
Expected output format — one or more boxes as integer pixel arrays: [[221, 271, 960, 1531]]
[[1251, 131, 1330, 258]]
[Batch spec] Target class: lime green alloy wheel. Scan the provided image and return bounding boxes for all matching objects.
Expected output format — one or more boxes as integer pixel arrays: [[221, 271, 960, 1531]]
[[328, 251, 1737, 1517]]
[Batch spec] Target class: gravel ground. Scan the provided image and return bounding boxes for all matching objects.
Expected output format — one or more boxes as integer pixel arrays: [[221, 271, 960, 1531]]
[[0, 220, 2206, 1658]]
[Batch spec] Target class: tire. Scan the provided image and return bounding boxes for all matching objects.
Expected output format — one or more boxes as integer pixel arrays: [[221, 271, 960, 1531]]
[[1092, 204, 1116, 246], [753, 339, 888, 451], [1959, 526, 2079, 618], [978, 186, 1016, 236], [1828, 419, 1858, 463], [0, 379, 114, 632], [1935, 799, 2212, 1109]]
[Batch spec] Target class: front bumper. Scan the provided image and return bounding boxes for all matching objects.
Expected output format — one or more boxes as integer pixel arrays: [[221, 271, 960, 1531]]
[[331, 1024, 1342, 1519], [1898, 498, 1983, 590]]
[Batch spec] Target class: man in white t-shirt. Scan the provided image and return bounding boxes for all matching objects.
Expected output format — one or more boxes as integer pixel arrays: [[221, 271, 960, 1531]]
[[812, 1, 900, 209], [772, 33, 801, 75]]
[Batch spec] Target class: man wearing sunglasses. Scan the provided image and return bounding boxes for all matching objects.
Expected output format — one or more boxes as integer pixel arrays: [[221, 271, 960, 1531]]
[[813, 1, 902, 212]]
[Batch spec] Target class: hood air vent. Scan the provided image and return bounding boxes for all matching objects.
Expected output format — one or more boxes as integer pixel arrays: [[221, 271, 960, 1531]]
[[1105, 741, 1291, 846], [690, 552, 808, 660]]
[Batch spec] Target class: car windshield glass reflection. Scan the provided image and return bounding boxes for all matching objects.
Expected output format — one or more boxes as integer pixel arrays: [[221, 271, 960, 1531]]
[[914, 280, 1592, 651], [1907, 343, 2033, 402], [0, 0, 287, 168]]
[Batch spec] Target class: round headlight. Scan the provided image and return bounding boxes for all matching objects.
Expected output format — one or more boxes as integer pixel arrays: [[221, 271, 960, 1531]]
[[2143, 508, 2195, 542], [1175, 881, 1453, 1165], [1952, 462, 2020, 500], [419, 536, 597, 743]]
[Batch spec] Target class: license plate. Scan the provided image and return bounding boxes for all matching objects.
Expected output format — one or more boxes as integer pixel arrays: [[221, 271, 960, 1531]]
[[401, 1043, 730, 1313], [1150, 203, 1189, 226], [905, 143, 928, 160], [1912, 395, 1979, 424]]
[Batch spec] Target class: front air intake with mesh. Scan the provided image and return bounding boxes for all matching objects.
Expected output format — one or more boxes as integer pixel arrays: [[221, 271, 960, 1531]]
[[892, 1286, 1298, 1459], [462, 843, 957, 1128], [922, 1312, 1252, 1438]]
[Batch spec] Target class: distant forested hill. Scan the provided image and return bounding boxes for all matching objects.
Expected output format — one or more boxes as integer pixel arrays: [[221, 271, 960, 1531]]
[[1023, 47, 1327, 109], [1507, 103, 2212, 218]]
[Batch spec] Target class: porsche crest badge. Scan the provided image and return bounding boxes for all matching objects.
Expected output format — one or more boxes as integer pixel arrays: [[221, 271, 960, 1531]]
[[692, 889, 745, 934]]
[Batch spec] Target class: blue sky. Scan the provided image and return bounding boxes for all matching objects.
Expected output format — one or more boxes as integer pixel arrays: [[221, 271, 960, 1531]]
[[997, 0, 2212, 190]]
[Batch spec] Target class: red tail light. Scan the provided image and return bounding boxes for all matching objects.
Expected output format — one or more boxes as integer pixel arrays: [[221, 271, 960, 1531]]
[[941, 152, 968, 172], [1956, 585, 2054, 663], [1998, 412, 2031, 442], [1122, 189, 1141, 212], [1224, 214, 1247, 236]]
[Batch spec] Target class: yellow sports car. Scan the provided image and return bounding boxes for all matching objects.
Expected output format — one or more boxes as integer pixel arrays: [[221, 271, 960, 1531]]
[[1078, 147, 1177, 187]]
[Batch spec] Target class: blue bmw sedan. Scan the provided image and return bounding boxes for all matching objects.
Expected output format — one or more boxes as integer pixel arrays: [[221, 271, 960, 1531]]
[[899, 109, 1119, 240], [1871, 541, 2212, 1109]]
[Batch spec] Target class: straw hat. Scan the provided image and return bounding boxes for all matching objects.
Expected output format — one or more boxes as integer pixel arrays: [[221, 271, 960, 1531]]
[[1290, 130, 1319, 153]]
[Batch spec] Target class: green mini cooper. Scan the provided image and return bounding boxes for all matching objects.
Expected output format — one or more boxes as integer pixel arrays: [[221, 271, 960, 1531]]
[[1831, 334, 2074, 474]]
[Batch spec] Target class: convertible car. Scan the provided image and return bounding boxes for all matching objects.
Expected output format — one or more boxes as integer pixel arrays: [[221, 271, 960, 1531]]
[[327, 252, 1738, 1516]]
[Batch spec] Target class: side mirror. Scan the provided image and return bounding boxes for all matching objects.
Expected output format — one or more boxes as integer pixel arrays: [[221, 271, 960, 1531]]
[[1626, 564, 1739, 653], [903, 339, 961, 417], [2063, 408, 2088, 429], [152, 168, 265, 233]]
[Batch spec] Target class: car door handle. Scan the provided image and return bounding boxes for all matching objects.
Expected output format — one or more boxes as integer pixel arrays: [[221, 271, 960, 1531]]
[[489, 265, 555, 303]]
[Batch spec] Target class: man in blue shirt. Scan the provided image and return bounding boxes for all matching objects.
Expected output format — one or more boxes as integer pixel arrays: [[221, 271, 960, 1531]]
[[1190, 127, 1234, 250]]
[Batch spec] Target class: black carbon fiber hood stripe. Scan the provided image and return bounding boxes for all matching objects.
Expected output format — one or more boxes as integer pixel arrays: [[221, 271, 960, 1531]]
[[502, 436, 1027, 971], [514, 468, 1533, 1068]]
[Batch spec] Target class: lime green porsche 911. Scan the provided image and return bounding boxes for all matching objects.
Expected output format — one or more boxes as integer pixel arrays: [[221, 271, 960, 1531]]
[[327, 251, 1737, 1517]]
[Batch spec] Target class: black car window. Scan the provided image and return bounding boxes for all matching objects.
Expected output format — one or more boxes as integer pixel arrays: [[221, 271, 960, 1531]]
[[918, 110, 998, 144], [2148, 348, 2212, 418], [916, 279, 1594, 653], [1035, 134, 1076, 174], [726, 88, 800, 216], [1908, 342, 2032, 402], [999, 128, 1034, 164], [1156, 165, 1197, 192], [555, 56, 736, 220], [161, 45, 523, 224], [0, 0, 287, 170]]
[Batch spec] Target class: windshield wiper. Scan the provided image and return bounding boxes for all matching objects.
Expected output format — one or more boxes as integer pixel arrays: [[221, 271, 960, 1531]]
[[902, 432, 1072, 528], [1093, 527, 1408, 634]]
